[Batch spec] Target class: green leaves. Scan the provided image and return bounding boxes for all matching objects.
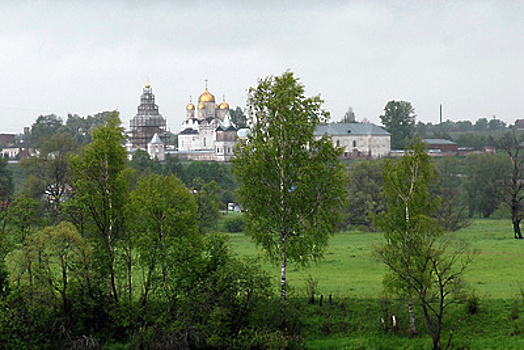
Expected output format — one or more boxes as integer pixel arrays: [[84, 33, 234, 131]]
[[233, 71, 346, 298]]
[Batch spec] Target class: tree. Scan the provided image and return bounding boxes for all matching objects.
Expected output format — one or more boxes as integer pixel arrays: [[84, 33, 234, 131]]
[[339, 106, 356, 123], [232, 71, 346, 300], [462, 153, 508, 218], [432, 157, 470, 232], [20, 133, 76, 219], [374, 139, 438, 335], [30, 114, 64, 147], [229, 106, 247, 128], [0, 157, 13, 203], [69, 111, 132, 304], [193, 178, 221, 232], [129, 173, 200, 306], [374, 139, 473, 349], [11, 221, 91, 313], [63, 111, 115, 146], [379, 100, 416, 149], [341, 159, 385, 230], [497, 131, 524, 239]]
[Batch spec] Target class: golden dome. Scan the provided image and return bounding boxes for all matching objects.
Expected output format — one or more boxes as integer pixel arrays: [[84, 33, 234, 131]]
[[215, 103, 219, 109], [145, 83, 151, 89], [198, 88, 215, 103], [219, 100, 229, 110], [186, 102, 195, 110], [198, 102, 205, 110]]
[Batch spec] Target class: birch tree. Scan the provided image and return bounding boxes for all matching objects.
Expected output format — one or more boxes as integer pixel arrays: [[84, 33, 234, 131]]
[[232, 71, 346, 301], [374, 139, 473, 349], [70, 112, 131, 304]]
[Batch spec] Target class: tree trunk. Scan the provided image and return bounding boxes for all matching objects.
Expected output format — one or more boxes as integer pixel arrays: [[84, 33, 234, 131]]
[[512, 217, 523, 239], [281, 237, 287, 301], [408, 290, 418, 335]]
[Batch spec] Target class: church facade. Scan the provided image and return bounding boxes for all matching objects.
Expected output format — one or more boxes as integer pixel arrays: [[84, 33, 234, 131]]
[[177, 85, 239, 162]]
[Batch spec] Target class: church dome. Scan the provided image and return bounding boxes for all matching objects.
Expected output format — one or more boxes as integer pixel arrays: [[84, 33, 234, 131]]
[[186, 101, 195, 110], [219, 100, 229, 110], [198, 102, 205, 110], [198, 88, 215, 103]]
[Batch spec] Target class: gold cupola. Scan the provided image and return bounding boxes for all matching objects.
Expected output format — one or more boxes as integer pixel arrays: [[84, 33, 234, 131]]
[[219, 95, 229, 110], [198, 102, 205, 110], [186, 96, 195, 110], [198, 87, 215, 103]]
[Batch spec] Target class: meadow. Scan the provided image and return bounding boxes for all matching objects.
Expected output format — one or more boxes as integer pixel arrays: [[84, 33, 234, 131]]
[[225, 218, 524, 349]]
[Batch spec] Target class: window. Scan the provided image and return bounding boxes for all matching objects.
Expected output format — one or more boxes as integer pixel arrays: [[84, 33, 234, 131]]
[[353, 140, 357, 148]]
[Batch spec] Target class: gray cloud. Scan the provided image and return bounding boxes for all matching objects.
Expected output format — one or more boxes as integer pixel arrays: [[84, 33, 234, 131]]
[[1, 1, 523, 133]]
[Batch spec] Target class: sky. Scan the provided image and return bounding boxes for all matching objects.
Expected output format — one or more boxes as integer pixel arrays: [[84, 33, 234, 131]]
[[1, 0, 523, 134]]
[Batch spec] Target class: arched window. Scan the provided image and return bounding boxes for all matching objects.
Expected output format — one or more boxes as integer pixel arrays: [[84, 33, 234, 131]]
[[353, 140, 357, 148], [336, 140, 340, 147]]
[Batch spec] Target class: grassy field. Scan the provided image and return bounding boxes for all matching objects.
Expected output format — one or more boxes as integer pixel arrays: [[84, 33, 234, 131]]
[[225, 218, 524, 349], [227, 218, 524, 300]]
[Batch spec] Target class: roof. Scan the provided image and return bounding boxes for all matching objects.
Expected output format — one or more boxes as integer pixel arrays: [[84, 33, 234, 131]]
[[423, 139, 456, 145], [314, 122, 390, 136], [149, 133, 162, 144], [179, 128, 199, 135]]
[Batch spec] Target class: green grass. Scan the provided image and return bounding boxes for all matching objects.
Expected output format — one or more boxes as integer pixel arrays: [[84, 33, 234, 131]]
[[227, 219, 524, 299], [225, 218, 524, 348]]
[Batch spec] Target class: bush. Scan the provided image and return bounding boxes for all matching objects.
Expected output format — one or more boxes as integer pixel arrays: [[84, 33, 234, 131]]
[[224, 216, 245, 233]]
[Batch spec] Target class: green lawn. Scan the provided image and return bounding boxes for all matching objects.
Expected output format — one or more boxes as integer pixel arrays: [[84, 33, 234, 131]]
[[226, 218, 524, 348], [227, 218, 524, 299]]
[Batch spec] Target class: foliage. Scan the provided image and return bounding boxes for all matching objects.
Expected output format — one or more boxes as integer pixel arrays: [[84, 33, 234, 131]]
[[193, 179, 221, 232], [229, 106, 248, 128], [30, 114, 64, 147], [341, 159, 385, 230], [339, 106, 356, 123], [128, 173, 200, 305], [379, 100, 416, 149], [432, 157, 470, 232], [6, 194, 41, 245], [69, 111, 132, 304], [497, 131, 524, 238], [0, 157, 13, 203], [374, 139, 473, 349], [224, 215, 245, 233], [19, 133, 76, 220], [233, 71, 346, 300], [462, 153, 509, 218]]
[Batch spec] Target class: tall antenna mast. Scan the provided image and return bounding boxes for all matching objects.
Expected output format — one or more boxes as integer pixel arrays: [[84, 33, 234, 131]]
[[440, 104, 443, 124]]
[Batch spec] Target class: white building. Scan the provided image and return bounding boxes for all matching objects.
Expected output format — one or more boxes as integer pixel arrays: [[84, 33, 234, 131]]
[[314, 123, 391, 159]]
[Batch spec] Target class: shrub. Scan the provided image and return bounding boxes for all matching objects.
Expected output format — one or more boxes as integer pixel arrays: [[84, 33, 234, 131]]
[[224, 216, 244, 233]]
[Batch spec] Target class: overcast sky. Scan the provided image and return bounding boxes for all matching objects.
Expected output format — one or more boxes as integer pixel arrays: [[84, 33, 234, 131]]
[[1, 0, 523, 133]]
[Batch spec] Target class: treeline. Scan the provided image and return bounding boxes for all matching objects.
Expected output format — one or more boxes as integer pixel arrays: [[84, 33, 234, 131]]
[[0, 112, 296, 349], [342, 151, 515, 232]]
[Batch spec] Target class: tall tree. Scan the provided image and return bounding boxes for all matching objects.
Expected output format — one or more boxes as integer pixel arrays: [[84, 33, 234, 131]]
[[129, 174, 200, 305], [229, 106, 248, 128], [374, 139, 472, 349], [497, 131, 524, 239], [0, 157, 13, 203], [20, 133, 76, 219], [379, 100, 416, 149], [462, 153, 508, 218], [374, 139, 438, 335], [342, 159, 385, 230], [232, 71, 346, 301], [339, 106, 356, 123], [69, 111, 132, 304], [30, 114, 64, 147]]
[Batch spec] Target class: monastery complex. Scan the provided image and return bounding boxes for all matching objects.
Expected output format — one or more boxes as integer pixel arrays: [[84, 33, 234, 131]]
[[127, 83, 391, 162]]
